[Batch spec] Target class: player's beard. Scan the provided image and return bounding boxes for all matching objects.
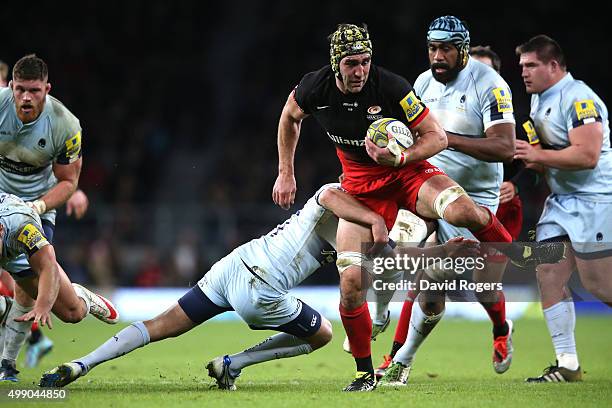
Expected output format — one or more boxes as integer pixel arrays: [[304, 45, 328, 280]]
[[16, 101, 42, 123], [430, 62, 461, 84]]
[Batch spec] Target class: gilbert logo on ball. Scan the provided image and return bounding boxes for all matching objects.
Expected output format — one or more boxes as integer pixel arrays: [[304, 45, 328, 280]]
[[366, 117, 414, 155]]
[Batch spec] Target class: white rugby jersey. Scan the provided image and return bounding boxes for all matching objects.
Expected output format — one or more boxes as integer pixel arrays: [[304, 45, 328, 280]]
[[414, 58, 515, 205], [235, 184, 340, 292], [530, 73, 612, 198]]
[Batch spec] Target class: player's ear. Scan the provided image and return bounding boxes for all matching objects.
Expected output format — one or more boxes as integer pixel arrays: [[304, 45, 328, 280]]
[[8, 80, 12, 89], [46, 82, 52, 93]]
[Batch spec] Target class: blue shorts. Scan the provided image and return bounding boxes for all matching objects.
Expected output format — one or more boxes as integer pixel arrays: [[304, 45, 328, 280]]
[[537, 194, 612, 257]]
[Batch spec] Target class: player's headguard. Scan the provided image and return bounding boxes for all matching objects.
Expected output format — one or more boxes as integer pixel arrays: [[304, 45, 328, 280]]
[[329, 23, 373, 77], [427, 16, 470, 69]]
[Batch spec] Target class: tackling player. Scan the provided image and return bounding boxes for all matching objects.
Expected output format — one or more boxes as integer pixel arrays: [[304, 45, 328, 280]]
[[515, 35, 612, 382], [38, 184, 478, 390], [272, 23, 564, 390], [0, 193, 118, 381]]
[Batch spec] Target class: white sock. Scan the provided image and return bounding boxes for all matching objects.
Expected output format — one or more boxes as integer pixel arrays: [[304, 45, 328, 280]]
[[1, 301, 33, 362], [543, 299, 579, 370], [373, 245, 404, 325], [75, 321, 150, 372], [0, 296, 7, 317], [71, 284, 91, 313], [0, 297, 7, 355], [544, 299, 579, 370], [393, 301, 444, 367], [229, 333, 313, 374], [374, 270, 402, 325]]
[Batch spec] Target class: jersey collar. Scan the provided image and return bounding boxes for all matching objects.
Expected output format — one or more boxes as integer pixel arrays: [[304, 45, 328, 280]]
[[540, 72, 573, 99]]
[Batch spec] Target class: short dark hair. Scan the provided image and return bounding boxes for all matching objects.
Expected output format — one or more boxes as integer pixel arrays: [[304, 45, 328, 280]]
[[515, 35, 566, 69], [12, 54, 48, 81], [469, 45, 501, 73]]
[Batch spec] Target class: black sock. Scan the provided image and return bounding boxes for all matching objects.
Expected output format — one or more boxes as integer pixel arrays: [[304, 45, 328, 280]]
[[355, 356, 373, 374], [29, 328, 42, 344], [390, 341, 404, 358], [493, 321, 509, 338]]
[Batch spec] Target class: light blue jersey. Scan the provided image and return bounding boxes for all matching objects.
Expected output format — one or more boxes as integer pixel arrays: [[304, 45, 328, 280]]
[[0, 87, 82, 224], [530, 73, 612, 199], [414, 58, 515, 206], [0, 192, 50, 275], [532, 73, 612, 253], [233, 184, 339, 292], [196, 184, 340, 329]]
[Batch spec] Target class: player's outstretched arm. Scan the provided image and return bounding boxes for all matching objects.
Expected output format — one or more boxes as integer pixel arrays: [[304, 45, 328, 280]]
[[15, 245, 60, 328], [273, 91, 309, 210], [395, 236, 480, 260], [318, 187, 388, 250]]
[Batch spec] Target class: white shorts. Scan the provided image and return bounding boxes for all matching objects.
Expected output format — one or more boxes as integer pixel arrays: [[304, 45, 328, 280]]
[[196, 251, 302, 328], [537, 194, 612, 256]]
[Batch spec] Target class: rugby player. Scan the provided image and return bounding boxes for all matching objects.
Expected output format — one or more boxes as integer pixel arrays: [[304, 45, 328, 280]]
[[272, 23, 564, 390], [0, 193, 118, 382], [378, 19, 521, 384], [0, 54, 91, 380], [39, 184, 477, 390], [515, 35, 612, 382]]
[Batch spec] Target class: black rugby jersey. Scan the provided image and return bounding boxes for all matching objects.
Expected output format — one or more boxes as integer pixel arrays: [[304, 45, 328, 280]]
[[293, 65, 428, 163]]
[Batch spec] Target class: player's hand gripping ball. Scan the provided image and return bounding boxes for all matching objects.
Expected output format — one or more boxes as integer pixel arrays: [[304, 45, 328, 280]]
[[366, 118, 414, 157]]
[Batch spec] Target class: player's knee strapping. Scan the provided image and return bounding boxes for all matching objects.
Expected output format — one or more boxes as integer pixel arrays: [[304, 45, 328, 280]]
[[433, 185, 467, 219], [336, 251, 369, 274]]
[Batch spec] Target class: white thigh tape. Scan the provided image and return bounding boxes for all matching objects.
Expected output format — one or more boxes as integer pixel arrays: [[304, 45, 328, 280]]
[[433, 185, 467, 219], [336, 251, 369, 274]]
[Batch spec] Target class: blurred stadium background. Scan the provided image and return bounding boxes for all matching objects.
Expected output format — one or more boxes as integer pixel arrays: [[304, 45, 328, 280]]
[[1, 1, 610, 320]]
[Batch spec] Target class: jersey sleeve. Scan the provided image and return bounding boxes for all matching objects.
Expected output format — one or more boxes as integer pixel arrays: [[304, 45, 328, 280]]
[[480, 74, 515, 130], [518, 116, 540, 145], [14, 221, 50, 258], [390, 74, 429, 129], [293, 71, 322, 115], [563, 84, 604, 130], [51, 98, 83, 164]]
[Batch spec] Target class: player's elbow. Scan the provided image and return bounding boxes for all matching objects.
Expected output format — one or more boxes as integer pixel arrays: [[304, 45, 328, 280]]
[[583, 151, 600, 169], [437, 130, 448, 151]]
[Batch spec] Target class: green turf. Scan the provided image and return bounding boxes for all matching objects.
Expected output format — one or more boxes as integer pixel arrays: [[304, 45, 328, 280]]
[[1, 316, 611, 407]]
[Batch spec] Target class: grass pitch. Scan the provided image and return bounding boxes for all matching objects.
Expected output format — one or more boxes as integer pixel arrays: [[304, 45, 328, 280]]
[[2, 315, 611, 407]]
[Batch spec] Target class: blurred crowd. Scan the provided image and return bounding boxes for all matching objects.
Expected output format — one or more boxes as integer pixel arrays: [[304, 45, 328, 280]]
[[1, 1, 606, 287]]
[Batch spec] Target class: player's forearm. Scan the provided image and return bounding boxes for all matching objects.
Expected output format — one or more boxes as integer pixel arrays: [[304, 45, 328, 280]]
[[405, 128, 447, 162], [447, 133, 514, 162], [534, 146, 599, 170], [277, 115, 301, 175], [34, 261, 60, 314], [319, 188, 383, 228], [40, 179, 78, 211]]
